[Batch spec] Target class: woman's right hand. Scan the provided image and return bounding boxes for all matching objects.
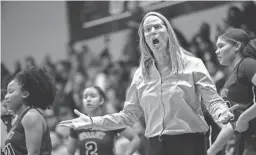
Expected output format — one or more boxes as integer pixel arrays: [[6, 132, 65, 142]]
[[59, 109, 92, 130]]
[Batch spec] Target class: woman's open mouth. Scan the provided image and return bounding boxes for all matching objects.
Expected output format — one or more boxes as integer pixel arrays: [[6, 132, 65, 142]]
[[152, 38, 160, 47]]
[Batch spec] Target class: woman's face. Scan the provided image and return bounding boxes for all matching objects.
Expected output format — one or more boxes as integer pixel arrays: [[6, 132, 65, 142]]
[[143, 15, 168, 54], [4, 80, 26, 112], [215, 37, 237, 66], [82, 87, 103, 113]]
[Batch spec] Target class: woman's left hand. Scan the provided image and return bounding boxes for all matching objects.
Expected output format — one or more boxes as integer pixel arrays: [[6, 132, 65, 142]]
[[218, 105, 239, 124], [235, 119, 249, 132]]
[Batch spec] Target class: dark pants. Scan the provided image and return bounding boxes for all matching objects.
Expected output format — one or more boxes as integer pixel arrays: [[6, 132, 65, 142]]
[[233, 118, 256, 155], [233, 132, 256, 155], [148, 133, 207, 155]]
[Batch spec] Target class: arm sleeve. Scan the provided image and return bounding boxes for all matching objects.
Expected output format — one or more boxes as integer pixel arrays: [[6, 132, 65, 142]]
[[194, 59, 229, 120], [240, 58, 256, 81], [92, 69, 144, 131]]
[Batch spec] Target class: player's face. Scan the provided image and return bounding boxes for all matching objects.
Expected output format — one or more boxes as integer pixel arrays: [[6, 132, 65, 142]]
[[82, 87, 103, 113], [216, 37, 237, 66], [4, 80, 26, 112], [143, 15, 168, 54]]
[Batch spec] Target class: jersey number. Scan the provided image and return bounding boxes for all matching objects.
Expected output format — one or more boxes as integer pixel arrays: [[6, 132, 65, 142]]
[[4, 144, 15, 155], [85, 141, 98, 155]]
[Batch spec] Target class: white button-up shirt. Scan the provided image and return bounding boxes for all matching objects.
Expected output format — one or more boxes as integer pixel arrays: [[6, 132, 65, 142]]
[[92, 55, 228, 138]]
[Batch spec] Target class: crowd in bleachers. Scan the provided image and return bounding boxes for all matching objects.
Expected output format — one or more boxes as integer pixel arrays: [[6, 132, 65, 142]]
[[1, 1, 256, 155]]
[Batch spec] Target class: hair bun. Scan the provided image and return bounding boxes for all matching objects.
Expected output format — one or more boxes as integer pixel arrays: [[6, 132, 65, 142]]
[[243, 39, 256, 59]]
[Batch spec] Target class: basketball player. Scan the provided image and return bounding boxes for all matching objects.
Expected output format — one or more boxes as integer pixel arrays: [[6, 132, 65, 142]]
[[208, 29, 256, 155], [4, 67, 56, 155], [66, 86, 141, 155]]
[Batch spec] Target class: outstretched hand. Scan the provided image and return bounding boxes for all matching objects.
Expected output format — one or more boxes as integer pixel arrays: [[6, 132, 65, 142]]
[[58, 109, 92, 130], [217, 104, 239, 124]]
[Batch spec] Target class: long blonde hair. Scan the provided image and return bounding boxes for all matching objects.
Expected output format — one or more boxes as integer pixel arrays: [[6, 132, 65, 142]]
[[138, 12, 187, 79]]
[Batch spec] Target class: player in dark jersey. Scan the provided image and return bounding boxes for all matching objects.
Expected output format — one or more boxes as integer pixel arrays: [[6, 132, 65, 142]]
[[66, 86, 141, 155], [208, 28, 256, 155], [3, 67, 56, 155]]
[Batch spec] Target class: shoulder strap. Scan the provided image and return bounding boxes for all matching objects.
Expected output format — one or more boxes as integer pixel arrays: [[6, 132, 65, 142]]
[[236, 59, 245, 84], [33, 108, 44, 117], [11, 107, 32, 129]]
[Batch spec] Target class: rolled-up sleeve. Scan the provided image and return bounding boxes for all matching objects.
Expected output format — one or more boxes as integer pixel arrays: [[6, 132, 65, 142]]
[[194, 59, 228, 120], [92, 69, 143, 131]]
